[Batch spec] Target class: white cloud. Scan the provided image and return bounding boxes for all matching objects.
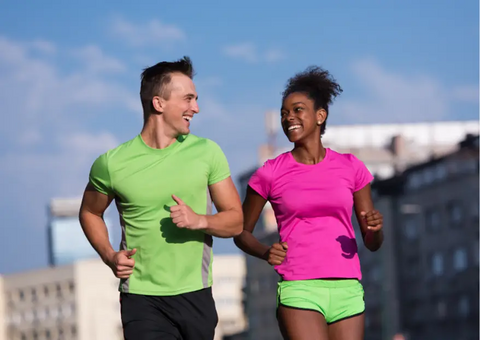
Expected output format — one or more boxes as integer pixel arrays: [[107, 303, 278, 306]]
[[0, 36, 139, 147], [0, 35, 136, 231], [264, 48, 286, 63], [28, 39, 57, 55], [451, 85, 479, 103], [110, 17, 186, 47], [334, 58, 478, 124], [72, 45, 126, 74], [223, 42, 257, 63], [223, 42, 286, 63]]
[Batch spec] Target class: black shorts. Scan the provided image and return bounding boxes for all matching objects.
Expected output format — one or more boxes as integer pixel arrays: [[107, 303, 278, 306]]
[[120, 288, 218, 340]]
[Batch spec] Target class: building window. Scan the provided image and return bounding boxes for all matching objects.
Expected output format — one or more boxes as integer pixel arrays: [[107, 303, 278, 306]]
[[437, 300, 447, 319], [464, 159, 478, 173], [68, 281, 75, 294], [19, 289, 25, 301], [425, 209, 441, 231], [407, 174, 421, 190], [435, 163, 447, 180], [473, 240, 479, 266], [404, 218, 418, 239], [423, 168, 435, 184], [56, 283, 62, 298], [453, 248, 468, 271], [250, 280, 259, 293], [31, 288, 37, 302], [6, 292, 13, 308], [447, 201, 462, 225], [458, 296, 470, 317], [471, 201, 479, 222], [370, 266, 381, 282], [431, 253, 444, 276]]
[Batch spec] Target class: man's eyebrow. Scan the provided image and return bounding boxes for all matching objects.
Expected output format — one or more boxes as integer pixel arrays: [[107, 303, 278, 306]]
[[184, 93, 198, 100]]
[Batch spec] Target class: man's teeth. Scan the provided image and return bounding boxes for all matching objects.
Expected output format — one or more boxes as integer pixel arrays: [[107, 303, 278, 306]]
[[288, 125, 301, 131], [183, 116, 192, 121]]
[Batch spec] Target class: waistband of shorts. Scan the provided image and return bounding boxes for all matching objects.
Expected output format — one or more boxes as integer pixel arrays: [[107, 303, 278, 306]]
[[279, 278, 361, 288]]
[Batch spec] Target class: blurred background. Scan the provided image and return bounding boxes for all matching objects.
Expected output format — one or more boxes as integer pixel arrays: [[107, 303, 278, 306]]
[[0, 1, 478, 339]]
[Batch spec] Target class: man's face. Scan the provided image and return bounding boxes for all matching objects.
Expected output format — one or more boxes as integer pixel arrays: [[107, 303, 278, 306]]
[[160, 73, 199, 136]]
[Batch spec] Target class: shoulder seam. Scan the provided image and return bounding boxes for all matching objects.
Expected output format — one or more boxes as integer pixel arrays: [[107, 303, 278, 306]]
[[105, 152, 114, 194]]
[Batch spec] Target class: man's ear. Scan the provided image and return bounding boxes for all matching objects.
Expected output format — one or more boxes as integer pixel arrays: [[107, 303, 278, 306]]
[[152, 96, 165, 113]]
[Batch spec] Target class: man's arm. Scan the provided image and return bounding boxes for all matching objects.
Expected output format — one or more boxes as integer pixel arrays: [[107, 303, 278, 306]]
[[202, 176, 243, 238], [79, 183, 116, 262], [79, 183, 136, 278]]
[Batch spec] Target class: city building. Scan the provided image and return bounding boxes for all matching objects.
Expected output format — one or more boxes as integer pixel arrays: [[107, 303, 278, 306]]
[[0, 253, 247, 340], [212, 254, 247, 340], [238, 114, 479, 340], [0, 277, 5, 340], [360, 134, 479, 340], [240, 232, 283, 340], [320, 120, 479, 179], [1, 258, 122, 340], [47, 198, 113, 266]]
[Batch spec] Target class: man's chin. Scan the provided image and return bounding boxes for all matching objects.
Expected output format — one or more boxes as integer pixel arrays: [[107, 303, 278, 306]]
[[178, 128, 190, 136]]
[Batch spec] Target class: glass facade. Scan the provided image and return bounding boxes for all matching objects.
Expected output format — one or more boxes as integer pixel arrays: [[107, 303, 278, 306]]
[[48, 216, 112, 266], [47, 198, 114, 266]]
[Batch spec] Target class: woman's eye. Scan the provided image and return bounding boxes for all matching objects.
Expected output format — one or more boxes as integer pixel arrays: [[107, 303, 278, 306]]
[[294, 107, 302, 112]]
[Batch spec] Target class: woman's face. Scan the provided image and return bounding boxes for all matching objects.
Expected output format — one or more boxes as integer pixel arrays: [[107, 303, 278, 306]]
[[281, 92, 325, 143]]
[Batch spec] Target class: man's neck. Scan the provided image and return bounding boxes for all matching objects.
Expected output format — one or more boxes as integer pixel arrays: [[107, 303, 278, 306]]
[[140, 119, 177, 150]]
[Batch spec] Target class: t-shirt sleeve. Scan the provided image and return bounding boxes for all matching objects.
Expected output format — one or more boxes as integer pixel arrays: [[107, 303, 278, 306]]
[[208, 140, 231, 185], [248, 161, 272, 200], [89, 153, 114, 196], [350, 154, 374, 192]]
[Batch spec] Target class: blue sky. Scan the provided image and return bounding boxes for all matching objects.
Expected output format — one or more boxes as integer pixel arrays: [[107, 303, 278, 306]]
[[0, 0, 478, 274]]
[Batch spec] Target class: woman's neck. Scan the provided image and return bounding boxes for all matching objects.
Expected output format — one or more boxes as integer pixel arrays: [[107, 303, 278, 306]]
[[291, 138, 326, 165]]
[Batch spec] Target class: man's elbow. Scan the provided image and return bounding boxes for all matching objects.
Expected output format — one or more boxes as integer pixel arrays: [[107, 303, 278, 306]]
[[230, 210, 243, 237], [78, 208, 87, 225]]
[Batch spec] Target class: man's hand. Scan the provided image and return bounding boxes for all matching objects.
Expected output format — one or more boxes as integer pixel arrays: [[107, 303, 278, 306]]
[[170, 195, 206, 230], [105, 249, 137, 279], [361, 210, 383, 232], [265, 242, 288, 266]]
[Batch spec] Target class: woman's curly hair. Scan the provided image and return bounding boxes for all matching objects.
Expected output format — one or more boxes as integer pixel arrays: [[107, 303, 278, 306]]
[[282, 66, 343, 136]]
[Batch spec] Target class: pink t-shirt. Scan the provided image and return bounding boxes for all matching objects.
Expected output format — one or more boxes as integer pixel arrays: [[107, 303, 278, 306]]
[[248, 148, 374, 281]]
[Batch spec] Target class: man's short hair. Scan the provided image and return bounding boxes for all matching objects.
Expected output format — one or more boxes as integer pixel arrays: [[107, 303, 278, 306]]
[[140, 56, 195, 116]]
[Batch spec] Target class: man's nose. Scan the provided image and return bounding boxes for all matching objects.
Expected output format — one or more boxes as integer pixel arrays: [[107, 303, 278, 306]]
[[191, 100, 199, 113]]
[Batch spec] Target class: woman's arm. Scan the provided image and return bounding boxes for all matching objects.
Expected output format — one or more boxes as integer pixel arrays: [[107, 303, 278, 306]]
[[234, 186, 287, 264], [353, 183, 384, 252]]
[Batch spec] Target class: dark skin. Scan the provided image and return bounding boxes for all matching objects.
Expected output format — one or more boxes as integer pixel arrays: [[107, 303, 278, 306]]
[[234, 92, 383, 340]]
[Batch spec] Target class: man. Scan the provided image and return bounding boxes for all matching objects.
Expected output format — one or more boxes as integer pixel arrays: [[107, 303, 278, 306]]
[[79, 56, 243, 340]]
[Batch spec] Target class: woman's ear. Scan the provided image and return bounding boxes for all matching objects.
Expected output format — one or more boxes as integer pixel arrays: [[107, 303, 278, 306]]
[[316, 108, 327, 126]]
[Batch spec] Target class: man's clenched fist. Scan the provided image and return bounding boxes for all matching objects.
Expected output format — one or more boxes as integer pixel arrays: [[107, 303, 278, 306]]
[[170, 195, 206, 230]]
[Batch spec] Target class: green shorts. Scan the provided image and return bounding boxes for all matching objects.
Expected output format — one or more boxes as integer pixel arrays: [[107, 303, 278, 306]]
[[276, 279, 365, 324]]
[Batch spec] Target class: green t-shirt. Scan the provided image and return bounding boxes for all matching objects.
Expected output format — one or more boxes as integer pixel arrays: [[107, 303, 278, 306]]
[[88, 134, 230, 296]]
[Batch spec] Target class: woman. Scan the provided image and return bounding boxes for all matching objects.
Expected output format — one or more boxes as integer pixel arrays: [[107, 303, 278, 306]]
[[234, 66, 384, 340]]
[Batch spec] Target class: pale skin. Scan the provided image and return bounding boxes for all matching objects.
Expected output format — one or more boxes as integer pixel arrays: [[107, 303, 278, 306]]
[[79, 72, 243, 279], [234, 92, 384, 340]]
